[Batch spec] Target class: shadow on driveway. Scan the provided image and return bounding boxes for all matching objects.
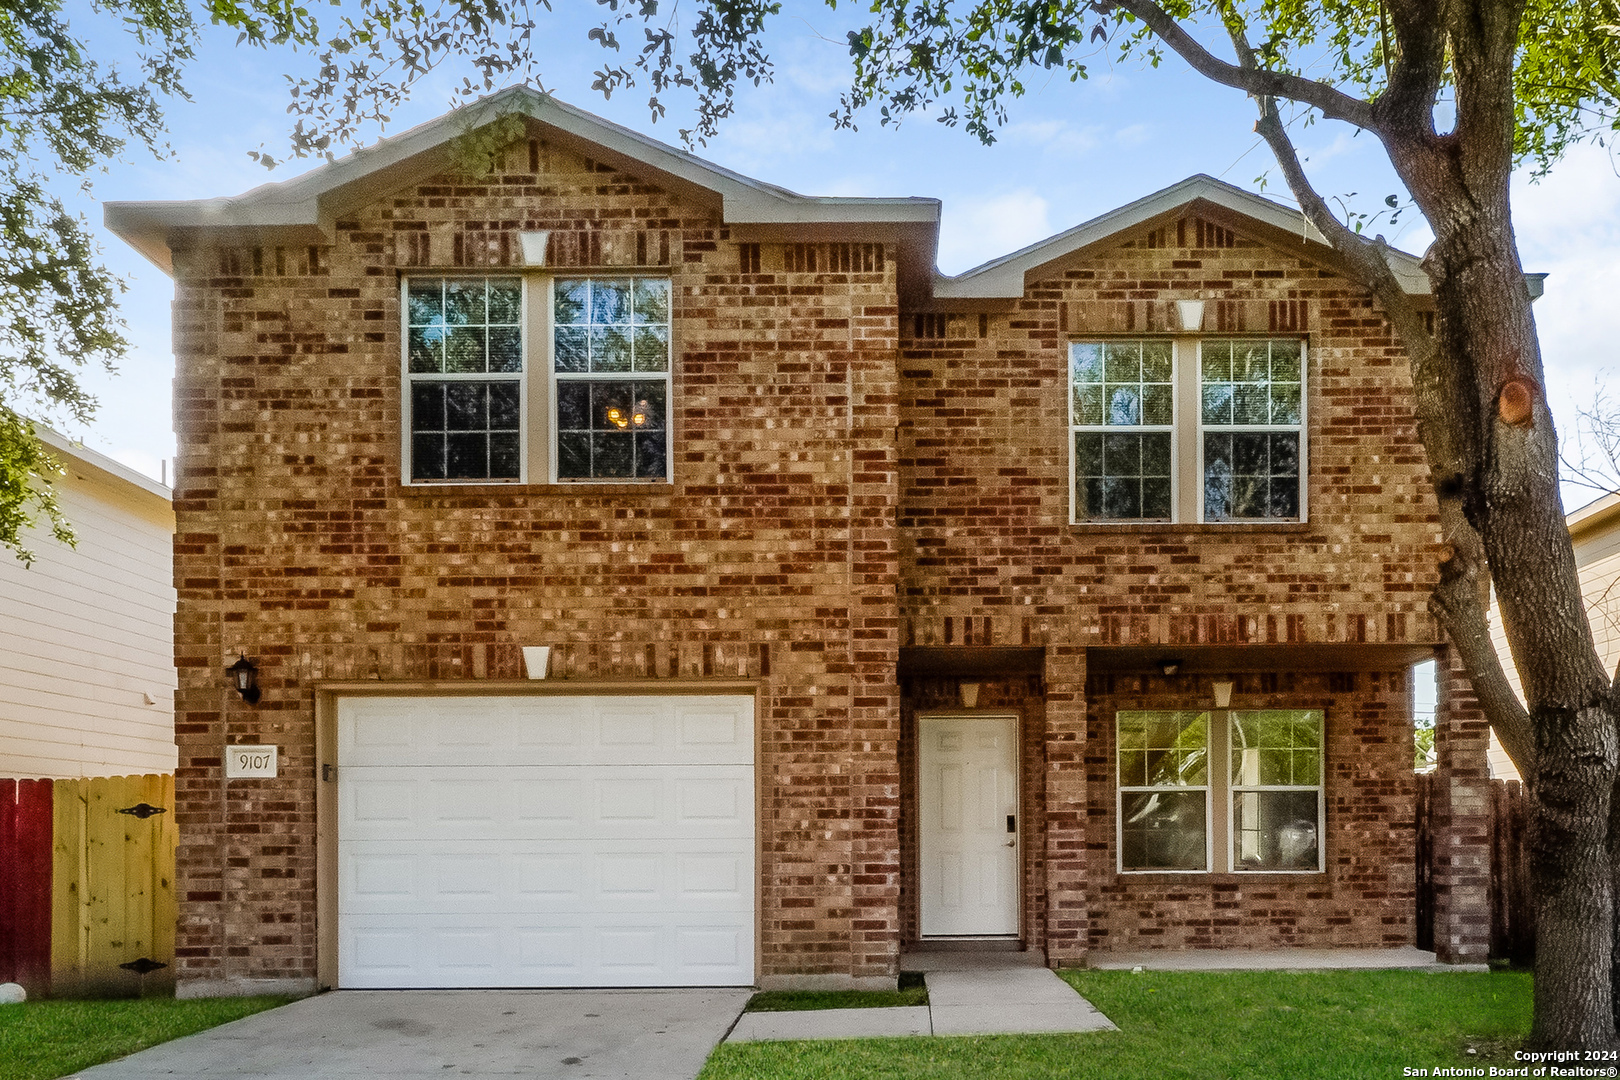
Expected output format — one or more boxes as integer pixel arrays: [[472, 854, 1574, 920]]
[[71, 989, 751, 1080]]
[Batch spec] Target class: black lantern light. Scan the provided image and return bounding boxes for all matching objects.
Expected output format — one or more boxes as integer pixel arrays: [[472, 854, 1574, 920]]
[[228, 654, 260, 704]]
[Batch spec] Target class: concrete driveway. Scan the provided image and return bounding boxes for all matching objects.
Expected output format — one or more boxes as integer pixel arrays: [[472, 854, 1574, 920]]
[[71, 989, 752, 1080]]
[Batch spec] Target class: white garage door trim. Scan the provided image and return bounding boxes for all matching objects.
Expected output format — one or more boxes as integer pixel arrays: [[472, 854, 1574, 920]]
[[330, 693, 755, 988]]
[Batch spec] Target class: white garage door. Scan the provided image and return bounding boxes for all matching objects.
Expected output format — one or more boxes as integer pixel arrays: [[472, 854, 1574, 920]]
[[336, 694, 754, 988]]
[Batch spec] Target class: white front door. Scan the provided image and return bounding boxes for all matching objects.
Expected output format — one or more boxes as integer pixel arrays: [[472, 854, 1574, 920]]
[[919, 715, 1019, 937]]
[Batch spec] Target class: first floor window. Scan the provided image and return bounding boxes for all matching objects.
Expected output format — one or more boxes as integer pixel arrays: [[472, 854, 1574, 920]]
[[1117, 707, 1324, 873], [1117, 711, 1209, 871]]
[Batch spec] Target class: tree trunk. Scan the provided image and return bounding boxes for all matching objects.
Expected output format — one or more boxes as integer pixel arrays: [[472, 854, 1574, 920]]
[[1416, 168, 1620, 1050]]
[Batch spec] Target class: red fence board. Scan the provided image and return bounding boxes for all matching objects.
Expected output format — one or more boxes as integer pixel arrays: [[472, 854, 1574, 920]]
[[0, 778, 54, 993]]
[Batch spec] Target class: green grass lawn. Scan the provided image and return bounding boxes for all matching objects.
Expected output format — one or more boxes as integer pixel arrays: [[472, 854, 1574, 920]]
[[747, 973, 929, 1012], [700, 969, 1532, 1080], [0, 996, 292, 1080]]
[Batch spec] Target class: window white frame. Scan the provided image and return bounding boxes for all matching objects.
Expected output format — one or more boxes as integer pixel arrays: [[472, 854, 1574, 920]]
[[547, 276, 672, 484], [400, 274, 674, 486], [401, 275, 529, 485], [1116, 706, 1326, 875], [1068, 340, 1177, 524], [1195, 340, 1309, 524], [1069, 337, 1308, 524], [1227, 709, 1326, 874], [1115, 711, 1213, 874]]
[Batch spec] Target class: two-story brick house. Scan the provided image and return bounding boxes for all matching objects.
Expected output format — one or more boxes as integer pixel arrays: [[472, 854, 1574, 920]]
[[106, 86, 1491, 997]]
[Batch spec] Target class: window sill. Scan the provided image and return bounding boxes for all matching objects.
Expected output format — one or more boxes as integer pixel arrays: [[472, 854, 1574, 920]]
[[1115, 869, 1328, 879], [1070, 521, 1313, 535], [399, 480, 671, 494]]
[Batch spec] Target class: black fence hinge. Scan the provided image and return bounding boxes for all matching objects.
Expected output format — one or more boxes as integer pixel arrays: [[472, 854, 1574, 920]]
[[116, 803, 168, 819], [120, 958, 169, 975]]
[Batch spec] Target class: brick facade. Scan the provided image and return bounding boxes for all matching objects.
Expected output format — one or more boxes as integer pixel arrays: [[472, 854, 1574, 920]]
[[140, 103, 1488, 994]]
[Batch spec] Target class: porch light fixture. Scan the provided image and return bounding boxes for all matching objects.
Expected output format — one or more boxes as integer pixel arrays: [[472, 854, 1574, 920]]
[[1212, 679, 1234, 709], [1175, 298, 1206, 332], [228, 654, 260, 705], [960, 682, 981, 709]]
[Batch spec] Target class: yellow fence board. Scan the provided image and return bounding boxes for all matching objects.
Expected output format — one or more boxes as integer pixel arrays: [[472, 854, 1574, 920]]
[[49, 774, 177, 997]]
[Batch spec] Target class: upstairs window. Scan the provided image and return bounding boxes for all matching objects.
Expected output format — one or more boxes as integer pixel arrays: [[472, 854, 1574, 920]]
[[1200, 341, 1303, 521], [401, 275, 674, 486], [1071, 342, 1174, 521], [1069, 338, 1306, 524], [553, 277, 671, 481], [406, 277, 524, 483]]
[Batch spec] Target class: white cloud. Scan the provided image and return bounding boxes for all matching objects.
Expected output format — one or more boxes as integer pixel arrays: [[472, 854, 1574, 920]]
[[1114, 123, 1152, 146], [1002, 118, 1099, 157], [937, 190, 1053, 274]]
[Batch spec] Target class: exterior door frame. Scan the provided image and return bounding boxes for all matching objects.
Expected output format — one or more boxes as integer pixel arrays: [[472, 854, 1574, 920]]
[[312, 678, 761, 991], [916, 712, 1022, 940]]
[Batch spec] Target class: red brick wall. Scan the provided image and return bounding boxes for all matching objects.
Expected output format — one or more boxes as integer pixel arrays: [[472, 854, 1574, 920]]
[[899, 677, 1049, 949], [897, 211, 1444, 960], [169, 130, 901, 988], [1084, 670, 1416, 952]]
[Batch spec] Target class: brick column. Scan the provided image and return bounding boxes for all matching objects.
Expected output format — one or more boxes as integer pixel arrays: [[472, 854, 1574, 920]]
[[1043, 642, 1089, 966], [1431, 644, 1492, 964]]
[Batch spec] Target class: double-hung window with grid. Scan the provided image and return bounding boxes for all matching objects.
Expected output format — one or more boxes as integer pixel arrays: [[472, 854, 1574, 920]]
[[402, 275, 673, 485], [1115, 708, 1324, 873], [1069, 337, 1306, 523], [406, 277, 524, 483]]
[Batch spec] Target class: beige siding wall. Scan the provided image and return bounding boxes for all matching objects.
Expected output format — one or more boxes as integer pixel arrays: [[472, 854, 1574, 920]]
[[1485, 492, 1620, 782], [0, 436, 177, 778]]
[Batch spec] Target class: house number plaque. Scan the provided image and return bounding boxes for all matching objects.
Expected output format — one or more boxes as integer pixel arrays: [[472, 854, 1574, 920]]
[[226, 745, 278, 778]]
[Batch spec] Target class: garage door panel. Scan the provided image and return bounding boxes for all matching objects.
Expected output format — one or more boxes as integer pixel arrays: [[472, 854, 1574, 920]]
[[340, 915, 753, 988], [342, 840, 753, 914], [337, 694, 754, 988], [339, 695, 752, 767], [340, 766, 753, 840]]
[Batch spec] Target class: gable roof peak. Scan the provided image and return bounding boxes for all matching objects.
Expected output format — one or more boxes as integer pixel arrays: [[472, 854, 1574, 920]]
[[934, 172, 1430, 300]]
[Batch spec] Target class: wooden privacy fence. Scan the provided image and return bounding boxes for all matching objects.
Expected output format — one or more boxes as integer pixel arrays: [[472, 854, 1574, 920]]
[[0, 775, 177, 997], [1413, 773, 1534, 965]]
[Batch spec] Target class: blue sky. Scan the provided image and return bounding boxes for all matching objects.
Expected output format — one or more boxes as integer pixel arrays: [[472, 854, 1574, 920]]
[[66, 2, 1620, 506]]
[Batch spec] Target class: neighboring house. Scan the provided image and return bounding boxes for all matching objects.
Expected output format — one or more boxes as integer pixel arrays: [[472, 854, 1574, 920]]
[[1486, 491, 1620, 782], [104, 87, 1495, 998], [0, 428, 176, 778]]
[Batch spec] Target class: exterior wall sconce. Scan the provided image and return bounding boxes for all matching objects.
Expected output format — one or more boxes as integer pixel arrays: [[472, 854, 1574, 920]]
[[1212, 679, 1234, 709], [1175, 299, 1206, 332], [228, 654, 260, 704], [960, 682, 981, 709]]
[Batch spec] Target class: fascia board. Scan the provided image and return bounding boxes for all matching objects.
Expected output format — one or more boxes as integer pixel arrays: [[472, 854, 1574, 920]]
[[933, 174, 1431, 300], [35, 426, 173, 511], [104, 87, 942, 275]]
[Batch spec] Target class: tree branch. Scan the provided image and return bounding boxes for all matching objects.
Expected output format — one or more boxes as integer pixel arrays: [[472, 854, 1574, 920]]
[[1108, 0, 1377, 129], [1431, 526, 1537, 774]]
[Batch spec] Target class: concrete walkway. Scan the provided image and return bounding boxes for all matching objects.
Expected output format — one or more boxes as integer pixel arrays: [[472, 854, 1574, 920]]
[[726, 953, 1116, 1042]]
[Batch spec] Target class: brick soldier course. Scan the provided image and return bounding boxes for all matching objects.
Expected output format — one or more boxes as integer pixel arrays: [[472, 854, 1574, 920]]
[[107, 86, 1488, 997]]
